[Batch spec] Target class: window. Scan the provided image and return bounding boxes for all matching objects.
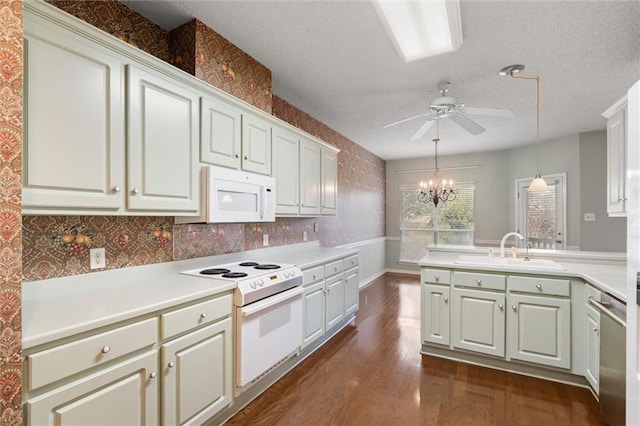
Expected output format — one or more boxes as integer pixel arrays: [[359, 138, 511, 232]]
[[400, 185, 475, 262], [516, 173, 566, 250]]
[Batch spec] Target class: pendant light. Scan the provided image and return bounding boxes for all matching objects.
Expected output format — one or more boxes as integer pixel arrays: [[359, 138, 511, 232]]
[[499, 64, 548, 191]]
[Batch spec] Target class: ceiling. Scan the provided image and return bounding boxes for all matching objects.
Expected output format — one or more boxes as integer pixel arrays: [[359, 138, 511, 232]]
[[121, 0, 640, 161]]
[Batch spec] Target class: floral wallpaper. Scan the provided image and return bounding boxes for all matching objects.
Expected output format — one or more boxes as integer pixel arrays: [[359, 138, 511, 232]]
[[170, 19, 273, 113], [0, 0, 22, 423], [21, 3, 385, 282], [46, 0, 171, 62]]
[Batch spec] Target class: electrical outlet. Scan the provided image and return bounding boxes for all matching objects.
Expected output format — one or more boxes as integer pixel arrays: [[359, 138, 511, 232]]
[[303, 231, 308, 242], [90, 248, 105, 269], [263, 234, 269, 246], [584, 213, 596, 222]]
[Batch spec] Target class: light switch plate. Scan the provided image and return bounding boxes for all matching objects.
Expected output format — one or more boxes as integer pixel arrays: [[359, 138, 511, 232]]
[[303, 231, 308, 242], [263, 234, 269, 246], [584, 213, 596, 222]]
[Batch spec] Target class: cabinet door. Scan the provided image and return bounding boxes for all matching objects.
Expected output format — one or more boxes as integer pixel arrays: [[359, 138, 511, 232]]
[[344, 269, 360, 317], [452, 288, 505, 357], [272, 126, 300, 215], [299, 138, 322, 215], [325, 275, 345, 331], [606, 108, 626, 216], [162, 317, 232, 426], [321, 147, 338, 215], [422, 284, 450, 346], [127, 65, 199, 213], [302, 281, 325, 349], [241, 114, 271, 175], [201, 96, 242, 169], [585, 307, 600, 393], [26, 351, 158, 425], [507, 293, 571, 369], [23, 17, 125, 213]]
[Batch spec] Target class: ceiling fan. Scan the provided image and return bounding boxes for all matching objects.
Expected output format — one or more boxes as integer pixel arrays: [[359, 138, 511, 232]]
[[384, 82, 514, 141]]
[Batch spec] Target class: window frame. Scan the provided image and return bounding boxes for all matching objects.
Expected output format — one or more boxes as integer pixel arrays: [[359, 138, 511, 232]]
[[514, 172, 567, 250]]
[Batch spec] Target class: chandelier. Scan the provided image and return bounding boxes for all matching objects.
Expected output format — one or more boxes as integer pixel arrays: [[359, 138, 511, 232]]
[[418, 118, 456, 207]]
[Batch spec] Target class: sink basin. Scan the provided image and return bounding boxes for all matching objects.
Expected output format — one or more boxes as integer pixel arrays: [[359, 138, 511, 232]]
[[453, 255, 566, 271]]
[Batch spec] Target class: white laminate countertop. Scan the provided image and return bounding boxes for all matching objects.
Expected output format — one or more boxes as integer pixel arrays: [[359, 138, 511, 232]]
[[418, 251, 627, 302], [22, 242, 358, 350]]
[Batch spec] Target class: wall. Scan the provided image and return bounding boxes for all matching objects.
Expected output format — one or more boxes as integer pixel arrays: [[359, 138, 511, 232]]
[[0, 0, 22, 423], [22, 1, 386, 282], [386, 132, 622, 271], [579, 130, 626, 251]]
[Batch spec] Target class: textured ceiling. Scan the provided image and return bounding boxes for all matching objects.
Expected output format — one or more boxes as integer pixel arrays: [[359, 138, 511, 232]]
[[122, 0, 640, 160]]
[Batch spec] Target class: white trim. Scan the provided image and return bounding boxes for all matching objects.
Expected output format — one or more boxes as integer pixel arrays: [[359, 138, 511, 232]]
[[395, 165, 480, 174], [359, 270, 387, 289], [385, 268, 420, 276], [601, 95, 627, 118]]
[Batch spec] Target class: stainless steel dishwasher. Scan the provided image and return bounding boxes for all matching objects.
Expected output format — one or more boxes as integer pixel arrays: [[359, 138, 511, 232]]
[[590, 292, 627, 426]]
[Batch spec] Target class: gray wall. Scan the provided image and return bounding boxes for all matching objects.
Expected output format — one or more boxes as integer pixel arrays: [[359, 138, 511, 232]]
[[385, 131, 626, 265], [579, 130, 626, 251]]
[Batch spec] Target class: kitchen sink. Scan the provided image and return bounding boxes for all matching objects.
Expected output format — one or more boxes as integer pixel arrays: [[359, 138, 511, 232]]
[[453, 255, 566, 270]]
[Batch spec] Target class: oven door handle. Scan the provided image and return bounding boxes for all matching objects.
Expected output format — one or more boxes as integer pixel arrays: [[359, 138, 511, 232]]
[[240, 286, 304, 317]]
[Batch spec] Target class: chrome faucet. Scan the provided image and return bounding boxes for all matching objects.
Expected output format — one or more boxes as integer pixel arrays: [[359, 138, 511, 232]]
[[500, 232, 524, 258]]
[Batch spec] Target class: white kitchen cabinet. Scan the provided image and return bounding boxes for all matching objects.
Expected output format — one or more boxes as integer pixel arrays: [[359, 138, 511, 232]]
[[452, 287, 505, 357], [272, 126, 301, 215], [507, 293, 571, 369], [299, 138, 322, 216], [200, 96, 242, 170], [344, 263, 360, 317], [24, 6, 199, 215], [302, 279, 326, 349], [325, 273, 345, 331], [161, 317, 232, 425], [127, 65, 200, 213], [602, 97, 628, 217], [241, 114, 272, 175], [23, 9, 125, 214], [26, 351, 158, 426], [422, 284, 450, 346], [321, 147, 338, 215]]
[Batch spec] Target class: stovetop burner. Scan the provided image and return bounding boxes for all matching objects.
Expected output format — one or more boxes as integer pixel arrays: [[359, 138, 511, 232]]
[[200, 268, 231, 275], [222, 272, 249, 279], [254, 264, 281, 270], [239, 261, 259, 267]]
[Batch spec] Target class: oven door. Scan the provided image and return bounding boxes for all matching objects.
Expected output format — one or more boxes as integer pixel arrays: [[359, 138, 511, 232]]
[[236, 286, 303, 394]]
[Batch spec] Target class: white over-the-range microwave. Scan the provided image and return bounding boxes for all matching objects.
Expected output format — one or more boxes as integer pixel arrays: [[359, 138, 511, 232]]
[[176, 166, 275, 224]]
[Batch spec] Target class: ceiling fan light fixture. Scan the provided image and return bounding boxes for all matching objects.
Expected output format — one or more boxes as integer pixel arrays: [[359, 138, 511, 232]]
[[498, 64, 525, 77], [373, 0, 463, 62]]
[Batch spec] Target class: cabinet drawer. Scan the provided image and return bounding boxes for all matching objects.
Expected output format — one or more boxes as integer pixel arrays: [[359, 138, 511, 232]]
[[27, 317, 157, 391], [508, 276, 570, 297], [344, 255, 359, 270], [161, 293, 232, 340], [422, 269, 450, 285], [303, 265, 325, 286], [453, 271, 505, 291], [325, 259, 344, 277], [585, 284, 601, 304]]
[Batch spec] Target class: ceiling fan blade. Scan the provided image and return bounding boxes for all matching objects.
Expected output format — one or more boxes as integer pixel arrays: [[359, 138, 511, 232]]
[[383, 112, 431, 129], [451, 113, 485, 135], [410, 119, 435, 141], [463, 106, 514, 118]]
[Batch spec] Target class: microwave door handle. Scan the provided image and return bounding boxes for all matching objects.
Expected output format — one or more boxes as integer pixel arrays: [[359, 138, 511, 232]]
[[259, 185, 265, 220]]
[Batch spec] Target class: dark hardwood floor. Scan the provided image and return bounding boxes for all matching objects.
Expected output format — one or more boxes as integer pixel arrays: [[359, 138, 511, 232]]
[[226, 274, 604, 425]]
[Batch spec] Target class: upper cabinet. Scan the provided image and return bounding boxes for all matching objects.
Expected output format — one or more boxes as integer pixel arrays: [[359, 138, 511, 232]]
[[201, 96, 271, 175], [272, 125, 338, 217], [23, 4, 199, 216], [23, 10, 125, 213], [602, 96, 628, 217]]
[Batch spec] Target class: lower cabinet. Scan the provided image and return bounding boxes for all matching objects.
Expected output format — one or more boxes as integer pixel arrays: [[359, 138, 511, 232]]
[[421, 284, 450, 346], [301, 254, 359, 349], [452, 287, 506, 357], [24, 292, 233, 426], [26, 351, 158, 425], [507, 293, 571, 369], [161, 317, 232, 425]]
